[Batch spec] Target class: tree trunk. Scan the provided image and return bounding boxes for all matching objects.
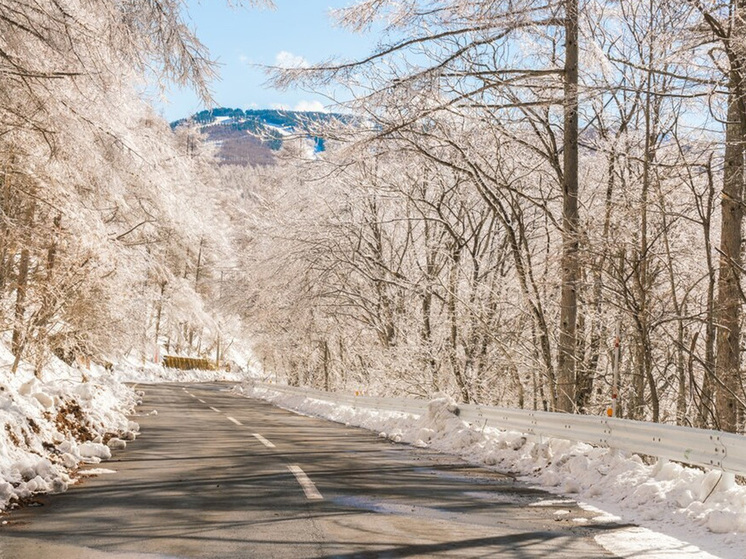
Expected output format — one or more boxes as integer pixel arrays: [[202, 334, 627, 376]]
[[699, 161, 718, 428], [154, 281, 167, 360], [557, 0, 580, 412], [421, 220, 440, 393], [447, 244, 470, 403], [633, 35, 660, 423], [194, 237, 204, 288], [11, 198, 36, 373], [0, 162, 15, 297], [715, 53, 745, 432], [322, 339, 330, 391], [11, 246, 30, 372]]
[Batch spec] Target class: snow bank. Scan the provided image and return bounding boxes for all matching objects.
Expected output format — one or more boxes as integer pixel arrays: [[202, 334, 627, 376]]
[[0, 346, 139, 511], [239, 382, 746, 559]]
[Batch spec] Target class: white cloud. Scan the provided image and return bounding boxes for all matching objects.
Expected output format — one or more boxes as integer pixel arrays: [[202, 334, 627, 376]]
[[274, 51, 309, 69], [294, 100, 326, 113]]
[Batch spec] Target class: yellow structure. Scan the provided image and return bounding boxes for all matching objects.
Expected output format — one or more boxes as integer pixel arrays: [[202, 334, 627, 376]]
[[162, 355, 215, 371]]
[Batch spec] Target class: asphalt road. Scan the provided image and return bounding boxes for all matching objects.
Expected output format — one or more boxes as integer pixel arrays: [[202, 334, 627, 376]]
[[0, 383, 622, 558]]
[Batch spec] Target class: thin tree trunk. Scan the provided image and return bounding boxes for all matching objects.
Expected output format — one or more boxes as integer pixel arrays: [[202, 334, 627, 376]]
[[154, 281, 167, 359], [322, 339, 330, 391], [0, 162, 14, 297], [421, 220, 439, 393], [581, 152, 617, 412], [194, 237, 204, 288], [634, 25, 660, 423], [660, 197, 688, 424], [699, 159, 718, 428], [11, 199, 36, 373], [447, 244, 470, 403], [11, 247, 30, 373]]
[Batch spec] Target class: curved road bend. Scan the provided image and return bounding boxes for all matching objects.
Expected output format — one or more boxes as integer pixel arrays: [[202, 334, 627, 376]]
[[0, 383, 622, 558]]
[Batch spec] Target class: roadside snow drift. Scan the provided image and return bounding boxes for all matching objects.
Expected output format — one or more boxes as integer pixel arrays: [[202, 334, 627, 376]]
[[0, 345, 139, 512]]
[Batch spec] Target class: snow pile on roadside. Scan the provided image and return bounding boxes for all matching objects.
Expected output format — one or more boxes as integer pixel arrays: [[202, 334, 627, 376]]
[[0, 345, 140, 512], [239, 382, 746, 559]]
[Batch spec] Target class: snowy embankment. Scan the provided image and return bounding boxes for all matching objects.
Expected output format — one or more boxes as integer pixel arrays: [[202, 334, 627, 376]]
[[0, 346, 140, 513], [238, 382, 746, 559]]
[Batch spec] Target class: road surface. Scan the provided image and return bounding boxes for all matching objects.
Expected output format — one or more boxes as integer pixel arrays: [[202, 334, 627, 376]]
[[0, 383, 622, 558]]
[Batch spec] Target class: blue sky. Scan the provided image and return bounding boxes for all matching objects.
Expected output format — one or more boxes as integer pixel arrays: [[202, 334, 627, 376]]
[[154, 1, 379, 121]]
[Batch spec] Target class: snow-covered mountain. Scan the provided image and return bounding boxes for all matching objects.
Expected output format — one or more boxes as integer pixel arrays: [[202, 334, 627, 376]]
[[172, 108, 342, 166]]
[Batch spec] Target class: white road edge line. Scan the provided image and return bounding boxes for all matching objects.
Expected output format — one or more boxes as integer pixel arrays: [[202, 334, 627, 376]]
[[227, 416, 242, 426], [252, 433, 276, 448], [287, 465, 323, 500], [209, 406, 221, 413]]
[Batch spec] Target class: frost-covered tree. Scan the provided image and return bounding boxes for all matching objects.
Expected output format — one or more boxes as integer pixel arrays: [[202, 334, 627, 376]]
[[0, 1, 269, 374], [235, 0, 745, 433]]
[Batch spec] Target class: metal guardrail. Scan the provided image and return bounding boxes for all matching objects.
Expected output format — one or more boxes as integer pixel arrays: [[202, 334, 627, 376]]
[[252, 382, 746, 477]]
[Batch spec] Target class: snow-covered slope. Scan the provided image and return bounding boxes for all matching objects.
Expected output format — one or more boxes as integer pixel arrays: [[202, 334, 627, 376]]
[[0, 345, 140, 511]]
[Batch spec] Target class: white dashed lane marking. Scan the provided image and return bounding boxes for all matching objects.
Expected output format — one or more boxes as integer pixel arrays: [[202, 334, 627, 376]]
[[185, 388, 320, 502], [287, 465, 323, 500], [253, 434, 276, 448]]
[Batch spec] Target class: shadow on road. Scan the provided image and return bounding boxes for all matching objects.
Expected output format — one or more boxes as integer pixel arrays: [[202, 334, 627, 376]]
[[1, 383, 623, 558]]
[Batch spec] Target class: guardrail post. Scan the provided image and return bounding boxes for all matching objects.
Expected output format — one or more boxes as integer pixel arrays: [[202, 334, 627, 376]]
[[720, 471, 736, 491], [652, 458, 668, 476]]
